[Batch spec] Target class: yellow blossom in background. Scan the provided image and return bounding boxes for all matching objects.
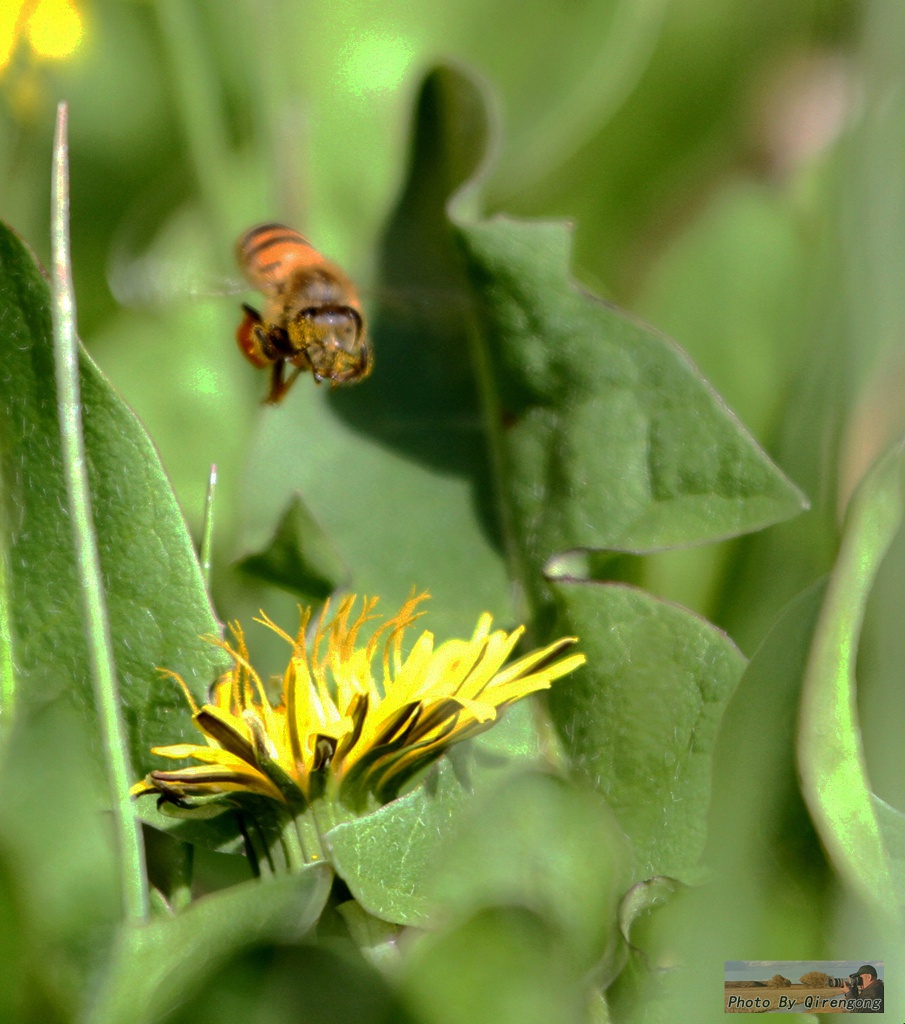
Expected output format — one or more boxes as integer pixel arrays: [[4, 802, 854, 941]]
[[132, 593, 586, 815], [0, 0, 84, 72]]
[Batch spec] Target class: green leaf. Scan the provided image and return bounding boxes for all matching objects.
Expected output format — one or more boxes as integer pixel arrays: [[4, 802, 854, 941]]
[[455, 217, 808, 581], [236, 492, 349, 602], [0, 214, 232, 906], [0, 850, 28, 1024], [327, 751, 517, 927], [547, 581, 747, 881], [636, 182, 809, 443], [0, 221, 221, 765], [162, 936, 413, 1024], [86, 863, 332, 1024], [872, 796, 905, 909], [609, 874, 684, 1018], [798, 438, 905, 920], [703, 580, 830, 949], [0, 697, 124, 1009], [335, 901, 404, 971], [331, 760, 630, 973], [135, 799, 247, 856], [0, 208, 233, 997], [425, 771, 630, 970], [0, 845, 62, 1024], [629, 583, 832, 1022], [617, 875, 681, 953], [327, 709, 545, 924], [401, 906, 587, 1024]]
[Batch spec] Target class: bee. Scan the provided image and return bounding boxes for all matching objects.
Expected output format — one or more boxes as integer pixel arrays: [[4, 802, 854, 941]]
[[235, 223, 372, 403]]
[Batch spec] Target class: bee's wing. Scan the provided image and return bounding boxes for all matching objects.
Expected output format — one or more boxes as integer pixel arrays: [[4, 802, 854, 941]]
[[106, 199, 247, 309], [365, 283, 470, 317], [107, 247, 246, 309]]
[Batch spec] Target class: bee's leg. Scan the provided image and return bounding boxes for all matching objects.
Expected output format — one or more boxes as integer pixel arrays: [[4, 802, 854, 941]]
[[265, 359, 288, 404], [264, 360, 306, 404], [236, 304, 271, 368]]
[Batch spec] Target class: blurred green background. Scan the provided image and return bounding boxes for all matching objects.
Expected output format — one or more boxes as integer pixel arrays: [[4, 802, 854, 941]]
[[4, 0, 905, 1021]]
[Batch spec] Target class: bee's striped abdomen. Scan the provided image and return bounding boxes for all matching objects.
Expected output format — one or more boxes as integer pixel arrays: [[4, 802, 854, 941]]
[[236, 223, 321, 293]]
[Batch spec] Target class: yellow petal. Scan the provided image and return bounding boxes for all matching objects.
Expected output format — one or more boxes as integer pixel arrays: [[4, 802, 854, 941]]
[[485, 638, 582, 692], [413, 637, 487, 701], [451, 695, 498, 723], [379, 631, 434, 710], [148, 743, 250, 769], [454, 628, 524, 701], [129, 777, 159, 799], [149, 763, 284, 801], [486, 652, 587, 706], [193, 705, 257, 764]]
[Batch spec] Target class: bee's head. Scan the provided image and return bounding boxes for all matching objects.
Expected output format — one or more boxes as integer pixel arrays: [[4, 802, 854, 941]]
[[289, 306, 371, 384]]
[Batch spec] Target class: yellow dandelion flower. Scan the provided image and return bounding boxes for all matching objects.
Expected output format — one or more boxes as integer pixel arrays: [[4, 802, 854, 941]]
[[26, 0, 83, 60], [0, 0, 83, 72], [132, 594, 585, 817]]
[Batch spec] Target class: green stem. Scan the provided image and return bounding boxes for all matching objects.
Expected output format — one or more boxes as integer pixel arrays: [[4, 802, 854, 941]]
[[309, 807, 328, 864], [237, 815, 260, 877], [292, 806, 331, 868], [249, 814, 277, 877], [199, 463, 217, 591], [51, 104, 149, 922], [310, 795, 337, 845], [279, 809, 306, 871]]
